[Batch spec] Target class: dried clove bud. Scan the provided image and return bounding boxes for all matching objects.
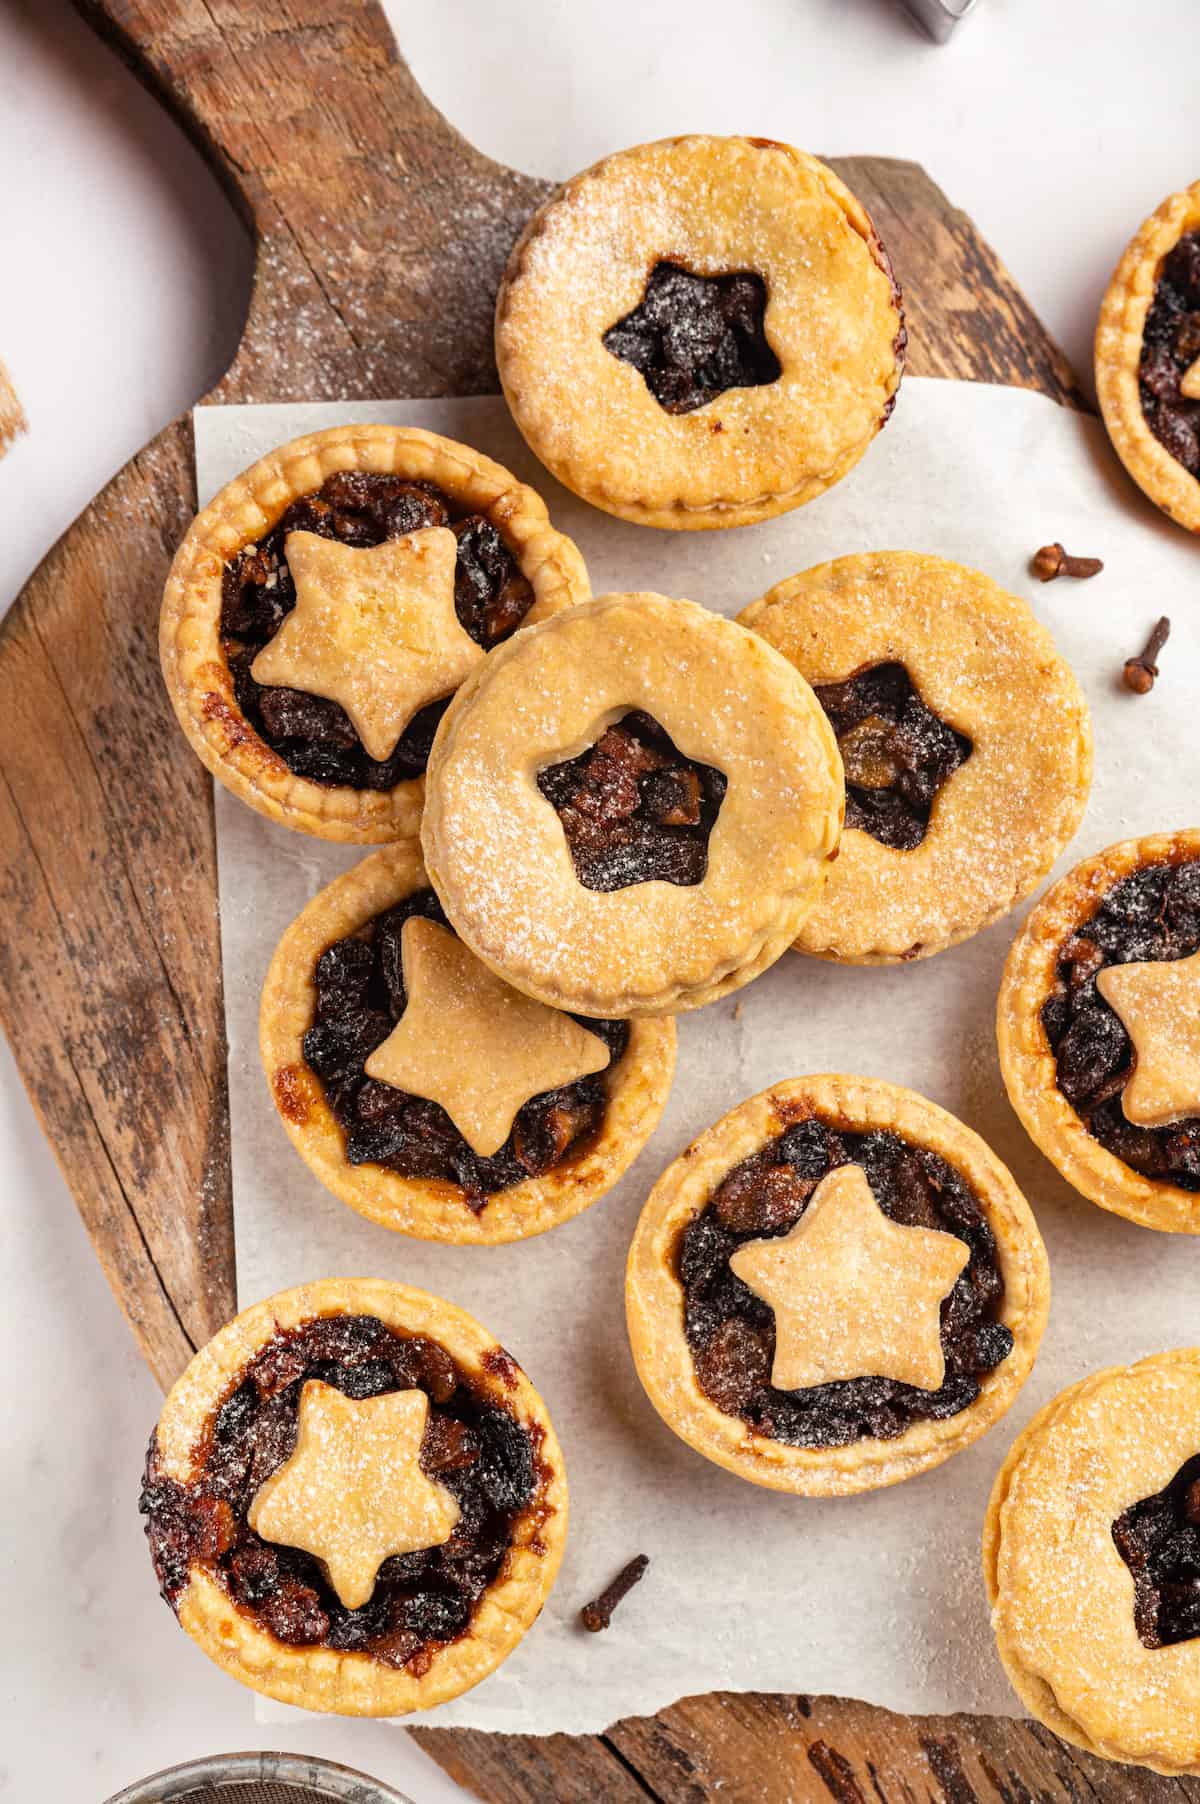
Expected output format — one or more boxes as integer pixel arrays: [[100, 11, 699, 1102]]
[[580, 1554, 650, 1632], [1123, 617, 1171, 694], [1031, 542, 1104, 582]]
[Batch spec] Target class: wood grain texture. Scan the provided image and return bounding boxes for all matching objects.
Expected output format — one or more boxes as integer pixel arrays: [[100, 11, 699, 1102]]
[[0, 1, 1130, 1798]]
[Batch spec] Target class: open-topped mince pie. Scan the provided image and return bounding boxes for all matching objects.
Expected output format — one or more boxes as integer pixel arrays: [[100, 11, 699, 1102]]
[[496, 135, 905, 530], [626, 1076, 1048, 1494], [998, 831, 1200, 1234], [421, 593, 844, 1016], [139, 1279, 567, 1715], [1096, 181, 1200, 533], [161, 424, 588, 842], [261, 841, 675, 1242], [985, 1351, 1200, 1775], [739, 553, 1092, 963]]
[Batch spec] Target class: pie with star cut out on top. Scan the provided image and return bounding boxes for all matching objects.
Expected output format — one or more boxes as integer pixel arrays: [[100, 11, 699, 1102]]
[[985, 1351, 1200, 1775], [1096, 180, 1200, 533], [138, 1279, 567, 1716], [259, 839, 675, 1243], [625, 1076, 1049, 1495], [738, 552, 1093, 964], [160, 423, 589, 843], [998, 830, 1200, 1234], [420, 592, 844, 1017], [495, 135, 905, 530]]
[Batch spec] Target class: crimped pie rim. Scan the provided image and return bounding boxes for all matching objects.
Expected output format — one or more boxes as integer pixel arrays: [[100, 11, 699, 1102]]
[[625, 1075, 1049, 1497], [160, 423, 589, 844], [495, 134, 904, 531], [1094, 181, 1200, 534], [740, 551, 1093, 965], [421, 591, 844, 1017], [154, 1277, 568, 1716], [984, 1350, 1200, 1775], [996, 831, 1200, 1234], [259, 840, 676, 1243]]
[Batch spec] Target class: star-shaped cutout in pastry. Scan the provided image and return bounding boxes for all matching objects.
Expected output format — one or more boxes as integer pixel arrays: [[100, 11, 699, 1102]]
[[729, 1163, 970, 1393], [1096, 948, 1200, 1127], [250, 527, 483, 762], [248, 1380, 460, 1610], [364, 918, 611, 1156]]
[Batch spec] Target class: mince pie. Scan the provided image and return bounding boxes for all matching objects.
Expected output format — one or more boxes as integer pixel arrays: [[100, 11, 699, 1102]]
[[625, 1075, 1048, 1494], [985, 1350, 1200, 1774], [998, 831, 1200, 1233], [496, 135, 904, 529], [421, 593, 844, 1016], [260, 840, 675, 1242], [139, 1278, 567, 1715], [739, 553, 1092, 963], [161, 424, 588, 842], [1096, 181, 1200, 533]]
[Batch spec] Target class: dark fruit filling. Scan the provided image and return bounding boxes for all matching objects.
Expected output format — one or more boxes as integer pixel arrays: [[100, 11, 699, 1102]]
[[221, 471, 536, 789], [677, 1115, 1012, 1447], [1113, 1454, 1200, 1648], [602, 262, 781, 415], [301, 887, 628, 1209], [1041, 856, 1200, 1188], [813, 663, 972, 852], [139, 1313, 546, 1669], [536, 711, 727, 891], [1140, 230, 1200, 480]]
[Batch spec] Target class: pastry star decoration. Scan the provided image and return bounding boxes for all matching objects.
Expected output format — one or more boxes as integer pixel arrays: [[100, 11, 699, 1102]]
[[248, 1380, 460, 1610], [1096, 948, 1200, 1128], [364, 917, 611, 1156], [250, 527, 483, 762], [1182, 357, 1200, 402], [729, 1163, 970, 1393]]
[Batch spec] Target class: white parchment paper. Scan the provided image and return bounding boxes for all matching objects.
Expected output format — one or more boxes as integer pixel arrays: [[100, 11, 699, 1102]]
[[194, 382, 1200, 1732]]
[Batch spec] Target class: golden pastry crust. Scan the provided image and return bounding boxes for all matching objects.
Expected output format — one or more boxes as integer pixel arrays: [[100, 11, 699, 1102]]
[[1095, 182, 1200, 533], [997, 832, 1200, 1234], [260, 841, 676, 1242], [739, 553, 1093, 964], [153, 1278, 568, 1716], [421, 593, 844, 1016], [626, 1076, 1049, 1496], [496, 135, 904, 530], [160, 424, 589, 843], [984, 1351, 1200, 1775]]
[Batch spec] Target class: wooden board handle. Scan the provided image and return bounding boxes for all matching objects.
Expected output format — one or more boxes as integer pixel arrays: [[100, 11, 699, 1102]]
[[79, 0, 552, 405]]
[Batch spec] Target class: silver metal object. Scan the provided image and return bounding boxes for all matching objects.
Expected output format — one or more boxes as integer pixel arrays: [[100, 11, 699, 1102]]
[[102, 1751, 416, 1804], [900, 0, 980, 43]]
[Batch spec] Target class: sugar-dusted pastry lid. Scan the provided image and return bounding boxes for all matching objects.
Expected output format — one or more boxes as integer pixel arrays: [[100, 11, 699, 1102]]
[[1095, 181, 1200, 533], [421, 593, 845, 1016], [160, 423, 589, 842], [984, 1351, 1200, 1774], [260, 840, 676, 1242], [153, 1278, 568, 1716], [740, 552, 1093, 964], [496, 135, 904, 530], [626, 1075, 1049, 1496], [997, 831, 1200, 1234]]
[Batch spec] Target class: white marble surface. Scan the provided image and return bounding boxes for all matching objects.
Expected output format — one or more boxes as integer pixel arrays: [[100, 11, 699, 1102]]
[[0, 0, 1195, 1796]]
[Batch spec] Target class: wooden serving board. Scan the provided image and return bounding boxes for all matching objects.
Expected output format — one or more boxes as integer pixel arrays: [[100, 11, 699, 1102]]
[[3, 3, 1174, 1799]]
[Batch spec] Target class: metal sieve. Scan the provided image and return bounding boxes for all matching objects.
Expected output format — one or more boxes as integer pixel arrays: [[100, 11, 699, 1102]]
[[102, 1752, 416, 1804]]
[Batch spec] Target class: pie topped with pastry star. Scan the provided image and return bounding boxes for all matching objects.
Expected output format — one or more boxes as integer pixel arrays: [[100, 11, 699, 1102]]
[[139, 1279, 567, 1716], [999, 831, 1200, 1233], [260, 840, 676, 1244], [160, 423, 589, 844], [625, 1075, 1049, 1495]]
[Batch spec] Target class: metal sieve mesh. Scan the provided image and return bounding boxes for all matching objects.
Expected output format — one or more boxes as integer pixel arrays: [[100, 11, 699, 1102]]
[[103, 1754, 414, 1804]]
